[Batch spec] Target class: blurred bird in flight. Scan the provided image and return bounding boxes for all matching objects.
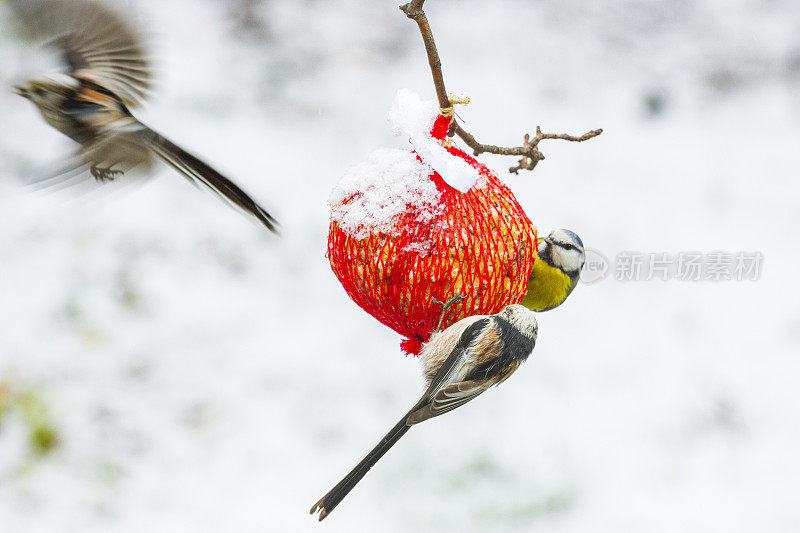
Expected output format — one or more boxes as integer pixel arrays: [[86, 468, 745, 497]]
[[13, 0, 278, 232]]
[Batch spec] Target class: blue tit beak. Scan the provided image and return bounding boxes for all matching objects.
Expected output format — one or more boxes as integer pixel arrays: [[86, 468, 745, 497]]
[[13, 85, 29, 99]]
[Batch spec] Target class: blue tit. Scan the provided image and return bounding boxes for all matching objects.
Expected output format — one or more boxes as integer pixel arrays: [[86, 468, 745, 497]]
[[519, 229, 585, 312]]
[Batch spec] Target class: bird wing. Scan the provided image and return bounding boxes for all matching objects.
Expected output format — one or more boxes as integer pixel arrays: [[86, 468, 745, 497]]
[[47, 0, 151, 108], [406, 318, 494, 425], [406, 380, 490, 425], [79, 124, 155, 171], [420, 318, 491, 397], [29, 122, 155, 191]]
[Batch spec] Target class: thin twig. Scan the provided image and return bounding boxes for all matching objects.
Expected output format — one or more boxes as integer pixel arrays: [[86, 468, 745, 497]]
[[431, 294, 465, 332], [399, 1, 602, 174], [455, 126, 604, 174], [399, 1, 450, 110]]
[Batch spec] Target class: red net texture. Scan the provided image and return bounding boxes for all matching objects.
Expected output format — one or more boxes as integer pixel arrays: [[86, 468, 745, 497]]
[[328, 115, 538, 355]]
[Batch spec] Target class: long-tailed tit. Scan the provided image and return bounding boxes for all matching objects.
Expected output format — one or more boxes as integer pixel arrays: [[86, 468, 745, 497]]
[[310, 302, 538, 520], [13, 0, 278, 232]]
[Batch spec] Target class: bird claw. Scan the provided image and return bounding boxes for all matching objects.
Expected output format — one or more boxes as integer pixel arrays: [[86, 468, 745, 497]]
[[90, 165, 124, 182], [432, 294, 466, 333]]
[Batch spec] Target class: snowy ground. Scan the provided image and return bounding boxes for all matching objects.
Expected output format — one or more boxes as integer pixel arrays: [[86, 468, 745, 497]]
[[1, 0, 799, 531]]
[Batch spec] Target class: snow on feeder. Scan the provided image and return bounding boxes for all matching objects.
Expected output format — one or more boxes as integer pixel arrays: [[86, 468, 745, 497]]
[[327, 90, 538, 355]]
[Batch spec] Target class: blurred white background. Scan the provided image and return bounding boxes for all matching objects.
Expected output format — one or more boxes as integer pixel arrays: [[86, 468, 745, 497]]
[[1, 0, 798, 531]]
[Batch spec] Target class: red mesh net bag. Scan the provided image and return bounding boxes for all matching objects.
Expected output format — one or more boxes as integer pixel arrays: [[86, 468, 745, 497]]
[[327, 94, 538, 356]]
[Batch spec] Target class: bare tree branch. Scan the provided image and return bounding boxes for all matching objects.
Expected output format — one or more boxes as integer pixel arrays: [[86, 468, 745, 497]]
[[399, 1, 450, 110], [399, 1, 602, 174]]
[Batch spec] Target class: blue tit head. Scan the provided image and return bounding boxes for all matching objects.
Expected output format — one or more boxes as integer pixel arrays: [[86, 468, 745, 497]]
[[520, 229, 585, 312], [538, 229, 585, 281]]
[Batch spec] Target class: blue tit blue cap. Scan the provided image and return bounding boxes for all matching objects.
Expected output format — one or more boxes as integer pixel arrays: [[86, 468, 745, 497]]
[[548, 229, 583, 249]]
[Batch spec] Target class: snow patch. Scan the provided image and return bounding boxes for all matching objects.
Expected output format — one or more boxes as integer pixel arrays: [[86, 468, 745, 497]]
[[388, 89, 481, 193], [328, 147, 442, 239], [387, 89, 439, 139]]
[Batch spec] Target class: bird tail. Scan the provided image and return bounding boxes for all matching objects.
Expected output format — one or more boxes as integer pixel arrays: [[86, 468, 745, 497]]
[[140, 126, 278, 233], [310, 415, 412, 521]]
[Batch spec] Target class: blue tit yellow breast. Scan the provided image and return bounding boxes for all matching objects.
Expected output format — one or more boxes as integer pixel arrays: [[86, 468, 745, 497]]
[[519, 258, 573, 312]]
